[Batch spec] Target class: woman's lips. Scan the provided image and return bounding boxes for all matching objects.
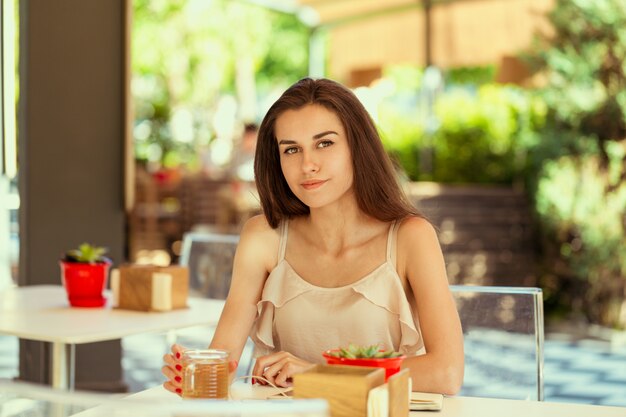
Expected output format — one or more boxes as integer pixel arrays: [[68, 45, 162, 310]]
[[301, 180, 327, 190]]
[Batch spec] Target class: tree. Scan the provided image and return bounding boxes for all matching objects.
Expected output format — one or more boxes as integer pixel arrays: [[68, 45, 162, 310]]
[[525, 0, 626, 327]]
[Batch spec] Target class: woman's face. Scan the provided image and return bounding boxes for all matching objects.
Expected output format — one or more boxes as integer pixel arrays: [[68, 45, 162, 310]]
[[275, 104, 354, 210]]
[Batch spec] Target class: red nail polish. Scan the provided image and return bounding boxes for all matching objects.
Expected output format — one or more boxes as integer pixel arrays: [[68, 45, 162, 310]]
[[175, 364, 182, 371], [175, 352, 181, 359], [251, 378, 256, 385], [175, 376, 181, 383], [176, 388, 181, 394]]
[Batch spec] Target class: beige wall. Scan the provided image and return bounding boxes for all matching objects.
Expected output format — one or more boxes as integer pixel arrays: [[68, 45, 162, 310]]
[[327, 0, 554, 85]]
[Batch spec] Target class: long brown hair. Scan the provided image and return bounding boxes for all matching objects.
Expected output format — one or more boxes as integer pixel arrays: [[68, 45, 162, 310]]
[[254, 78, 421, 228]]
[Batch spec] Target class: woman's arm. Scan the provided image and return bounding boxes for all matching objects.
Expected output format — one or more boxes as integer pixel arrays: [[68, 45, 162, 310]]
[[162, 215, 277, 395], [398, 217, 464, 395], [209, 215, 278, 361]]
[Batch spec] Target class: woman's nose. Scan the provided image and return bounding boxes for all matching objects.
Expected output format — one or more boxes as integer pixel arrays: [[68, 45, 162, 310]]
[[301, 151, 319, 173]]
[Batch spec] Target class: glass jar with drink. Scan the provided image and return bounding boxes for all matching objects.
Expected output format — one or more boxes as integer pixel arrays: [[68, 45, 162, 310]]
[[181, 349, 230, 399]]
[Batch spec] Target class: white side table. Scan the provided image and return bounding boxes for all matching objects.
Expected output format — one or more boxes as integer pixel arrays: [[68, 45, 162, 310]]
[[0, 285, 225, 390]]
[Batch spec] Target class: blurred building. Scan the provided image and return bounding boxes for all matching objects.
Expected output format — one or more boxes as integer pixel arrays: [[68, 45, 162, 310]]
[[259, 0, 554, 86]]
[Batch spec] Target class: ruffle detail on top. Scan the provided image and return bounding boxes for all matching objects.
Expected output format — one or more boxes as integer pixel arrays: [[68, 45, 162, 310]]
[[350, 263, 424, 355], [250, 260, 313, 354]]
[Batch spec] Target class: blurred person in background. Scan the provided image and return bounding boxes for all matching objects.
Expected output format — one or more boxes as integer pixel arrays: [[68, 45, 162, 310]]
[[228, 123, 258, 182], [217, 123, 261, 228]]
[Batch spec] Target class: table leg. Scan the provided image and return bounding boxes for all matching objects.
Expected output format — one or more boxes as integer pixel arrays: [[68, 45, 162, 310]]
[[51, 342, 68, 390], [69, 344, 76, 390]]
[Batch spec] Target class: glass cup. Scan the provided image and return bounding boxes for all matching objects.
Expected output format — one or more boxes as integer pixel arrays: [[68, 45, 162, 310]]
[[181, 349, 230, 399]]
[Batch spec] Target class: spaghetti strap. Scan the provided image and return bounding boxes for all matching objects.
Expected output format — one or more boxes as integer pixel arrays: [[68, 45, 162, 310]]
[[387, 219, 401, 267], [386, 220, 397, 262], [277, 220, 289, 261]]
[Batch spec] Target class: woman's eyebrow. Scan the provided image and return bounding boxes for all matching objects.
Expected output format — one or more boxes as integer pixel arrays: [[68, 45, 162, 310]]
[[313, 130, 338, 139], [278, 130, 338, 145]]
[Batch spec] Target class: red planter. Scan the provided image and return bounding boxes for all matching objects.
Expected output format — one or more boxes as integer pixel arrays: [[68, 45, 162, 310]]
[[60, 260, 111, 307], [323, 350, 406, 381]]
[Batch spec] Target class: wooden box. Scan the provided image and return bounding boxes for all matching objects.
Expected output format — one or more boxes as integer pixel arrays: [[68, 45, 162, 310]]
[[387, 369, 410, 417], [111, 265, 189, 312], [293, 365, 385, 417]]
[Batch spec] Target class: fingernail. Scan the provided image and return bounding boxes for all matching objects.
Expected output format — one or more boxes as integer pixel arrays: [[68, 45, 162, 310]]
[[175, 376, 181, 383], [175, 352, 181, 359], [176, 388, 181, 394], [175, 364, 182, 371]]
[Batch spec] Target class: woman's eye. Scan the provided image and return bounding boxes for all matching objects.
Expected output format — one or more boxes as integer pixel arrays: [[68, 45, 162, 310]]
[[317, 140, 334, 149], [284, 147, 299, 155]]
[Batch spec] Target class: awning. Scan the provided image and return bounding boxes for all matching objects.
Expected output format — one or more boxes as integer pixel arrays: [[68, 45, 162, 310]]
[[245, 0, 426, 28], [243, 0, 551, 84]]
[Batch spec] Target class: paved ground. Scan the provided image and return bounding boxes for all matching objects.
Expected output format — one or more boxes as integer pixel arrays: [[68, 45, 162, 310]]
[[1, 327, 625, 408]]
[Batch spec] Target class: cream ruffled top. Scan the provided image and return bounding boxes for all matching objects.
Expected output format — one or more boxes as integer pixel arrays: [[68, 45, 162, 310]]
[[250, 219, 425, 364]]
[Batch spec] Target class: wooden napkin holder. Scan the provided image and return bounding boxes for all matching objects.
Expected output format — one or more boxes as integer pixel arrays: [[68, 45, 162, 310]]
[[294, 365, 409, 417], [111, 265, 189, 312]]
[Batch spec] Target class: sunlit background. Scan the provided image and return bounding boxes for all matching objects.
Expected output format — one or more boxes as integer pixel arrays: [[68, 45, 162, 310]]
[[1, 0, 625, 409], [122, 0, 625, 329]]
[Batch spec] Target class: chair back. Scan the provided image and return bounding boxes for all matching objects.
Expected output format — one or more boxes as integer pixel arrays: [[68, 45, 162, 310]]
[[179, 232, 239, 299], [451, 285, 544, 401]]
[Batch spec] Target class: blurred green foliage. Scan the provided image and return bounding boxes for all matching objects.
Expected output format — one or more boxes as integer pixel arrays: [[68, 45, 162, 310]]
[[524, 0, 626, 327], [378, 73, 546, 184], [534, 151, 626, 326], [445, 65, 496, 86], [432, 85, 545, 183], [132, 0, 308, 168]]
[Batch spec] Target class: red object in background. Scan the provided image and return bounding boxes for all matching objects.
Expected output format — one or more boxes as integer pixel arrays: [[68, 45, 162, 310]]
[[60, 260, 111, 307], [322, 350, 406, 381]]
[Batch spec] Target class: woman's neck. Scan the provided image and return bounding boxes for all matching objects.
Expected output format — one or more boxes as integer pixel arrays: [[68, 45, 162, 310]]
[[301, 201, 380, 255]]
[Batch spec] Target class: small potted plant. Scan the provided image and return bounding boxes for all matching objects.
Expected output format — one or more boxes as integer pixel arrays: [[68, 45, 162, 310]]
[[59, 243, 112, 307], [323, 344, 406, 381]]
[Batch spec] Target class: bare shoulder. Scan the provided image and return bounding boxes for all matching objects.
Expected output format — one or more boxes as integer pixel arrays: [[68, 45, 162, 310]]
[[240, 214, 274, 236], [397, 216, 438, 246], [238, 214, 281, 271], [395, 216, 444, 279]]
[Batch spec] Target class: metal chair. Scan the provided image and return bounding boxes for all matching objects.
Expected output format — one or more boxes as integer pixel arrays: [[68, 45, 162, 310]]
[[179, 232, 239, 299], [451, 285, 544, 401]]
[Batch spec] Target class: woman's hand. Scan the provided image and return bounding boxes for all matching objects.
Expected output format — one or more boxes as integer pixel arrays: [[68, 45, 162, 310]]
[[252, 351, 315, 387], [162, 344, 186, 396], [162, 344, 239, 396]]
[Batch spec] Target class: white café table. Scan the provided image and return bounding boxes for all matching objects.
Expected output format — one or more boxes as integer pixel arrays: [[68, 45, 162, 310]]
[[69, 384, 626, 417], [0, 285, 225, 390]]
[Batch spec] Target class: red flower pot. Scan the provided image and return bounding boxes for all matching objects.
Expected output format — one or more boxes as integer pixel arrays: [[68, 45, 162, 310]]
[[60, 260, 111, 307], [322, 349, 406, 381]]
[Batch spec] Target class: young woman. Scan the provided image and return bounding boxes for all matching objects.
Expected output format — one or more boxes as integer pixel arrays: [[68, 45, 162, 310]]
[[162, 78, 464, 395]]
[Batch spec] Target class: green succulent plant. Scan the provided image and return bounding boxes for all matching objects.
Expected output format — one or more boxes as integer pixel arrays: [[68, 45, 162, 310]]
[[327, 344, 403, 359], [64, 243, 109, 263]]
